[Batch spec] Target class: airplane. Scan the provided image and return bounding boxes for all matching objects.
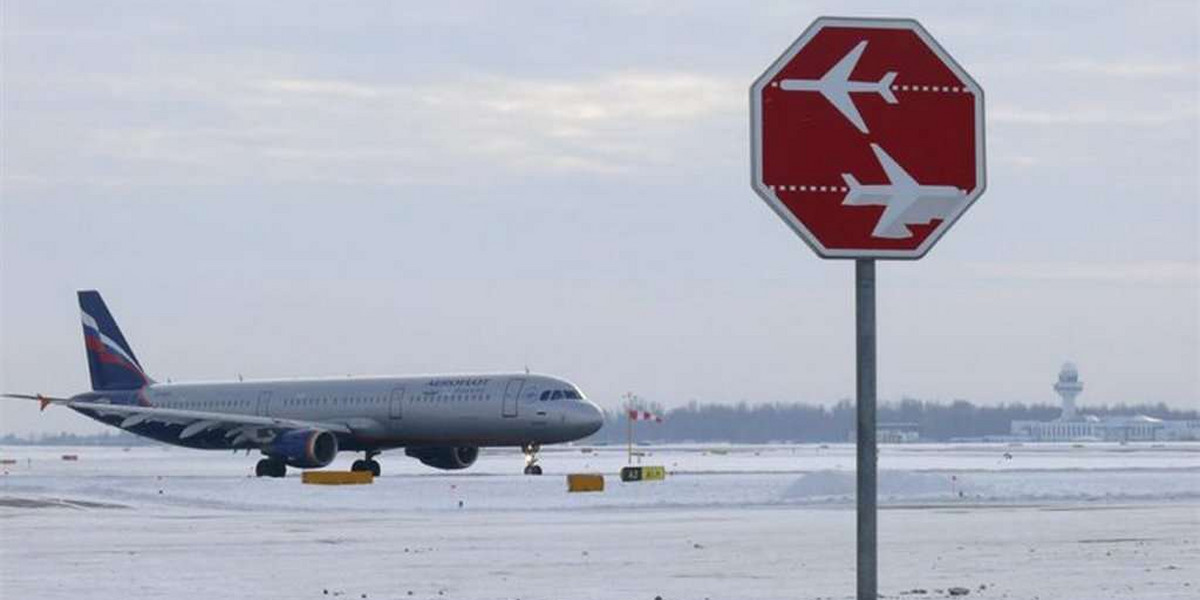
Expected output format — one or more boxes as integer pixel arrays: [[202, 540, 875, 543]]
[[3, 291, 605, 477], [779, 40, 898, 134], [841, 143, 965, 239]]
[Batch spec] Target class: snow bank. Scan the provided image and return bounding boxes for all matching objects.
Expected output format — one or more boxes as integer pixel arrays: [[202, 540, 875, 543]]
[[782, 468, 1200, 504]]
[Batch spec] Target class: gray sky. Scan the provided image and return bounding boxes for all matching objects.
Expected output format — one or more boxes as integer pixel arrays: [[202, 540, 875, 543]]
[[2, 1, 1197, 435]]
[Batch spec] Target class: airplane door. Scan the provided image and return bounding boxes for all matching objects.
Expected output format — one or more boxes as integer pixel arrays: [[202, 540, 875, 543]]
[[255, 391, 272, 416], [502, 378, 523, 418], [389, 387, 405, 419]]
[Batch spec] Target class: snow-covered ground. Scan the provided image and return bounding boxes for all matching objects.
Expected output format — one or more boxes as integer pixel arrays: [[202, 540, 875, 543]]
[[1, 443, 1196, 599]]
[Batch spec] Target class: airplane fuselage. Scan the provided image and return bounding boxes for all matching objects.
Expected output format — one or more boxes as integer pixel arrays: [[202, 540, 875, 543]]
[[71, 373, 602, 453]]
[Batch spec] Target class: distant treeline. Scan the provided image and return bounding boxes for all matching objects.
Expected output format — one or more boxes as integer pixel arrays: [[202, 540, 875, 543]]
[[586, 399, 1200, 444], [0, 431, 154, 446], [3, 400, 1196, 446]]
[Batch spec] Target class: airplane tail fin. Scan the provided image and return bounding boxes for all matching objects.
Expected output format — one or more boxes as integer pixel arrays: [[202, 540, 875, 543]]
[[878, 72, 898, 104], [78, 291, 151, 391], [841, 173, 864, 204]]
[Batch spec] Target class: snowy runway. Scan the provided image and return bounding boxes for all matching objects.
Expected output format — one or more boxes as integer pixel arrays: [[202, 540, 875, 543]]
[[2, 443, 1197, 599]]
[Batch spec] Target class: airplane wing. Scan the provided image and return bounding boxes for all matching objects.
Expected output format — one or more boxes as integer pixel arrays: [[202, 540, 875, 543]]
[[841, 175, 920, 239], [866, 144, 920, 237], [874, 193, 962, 239], [870, 190, 922, 239], [4, 394, 352, 446], [822, 41, 869, 132], [824, 40, 868, 83], [869, 144, 962, 237], [904, 195, 962, 227], [870, 144, 917, 188]]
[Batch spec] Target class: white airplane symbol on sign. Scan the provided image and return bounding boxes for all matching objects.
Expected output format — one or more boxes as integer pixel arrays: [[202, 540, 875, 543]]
[[842, 144, 964, 239], [780, 40, 897, 134]]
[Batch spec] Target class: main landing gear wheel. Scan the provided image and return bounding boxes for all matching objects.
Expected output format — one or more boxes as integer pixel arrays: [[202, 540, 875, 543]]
[[521, 443, 542, 476], [351, 459, 381, 476], [352, 450, 382, 476], [255, 458, 286, 478]]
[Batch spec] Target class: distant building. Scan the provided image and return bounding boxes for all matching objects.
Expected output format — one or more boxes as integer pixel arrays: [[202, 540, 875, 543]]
[[1053, 361, 1083, 421], [1010, 362, 1200, 442], [877, 422, 921, 443], [848, 422, 921, 443]]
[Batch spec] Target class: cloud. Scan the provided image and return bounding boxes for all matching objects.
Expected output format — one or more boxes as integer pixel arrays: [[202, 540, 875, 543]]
[[994, 154, 1040, 168], [473, 72, 740, 123], [259, 78, 383, 99], [5, 69, 743, 188], [1047, 59, 1197, 79], [420, 71, 742, 174], [967, 260, 1200, 286], [990, 105, 1198, 126]]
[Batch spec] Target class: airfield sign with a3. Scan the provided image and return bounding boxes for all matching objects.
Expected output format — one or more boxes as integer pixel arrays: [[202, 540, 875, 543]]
[[750, 17, 986, 259]]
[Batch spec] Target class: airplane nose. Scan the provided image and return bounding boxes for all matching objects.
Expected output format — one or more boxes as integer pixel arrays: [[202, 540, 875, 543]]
[[585, 400, 604, 434], [582, 400, 604, 436]]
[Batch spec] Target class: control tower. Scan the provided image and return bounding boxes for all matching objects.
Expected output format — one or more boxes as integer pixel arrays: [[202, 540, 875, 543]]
[[1054, 362, 1084, 421]]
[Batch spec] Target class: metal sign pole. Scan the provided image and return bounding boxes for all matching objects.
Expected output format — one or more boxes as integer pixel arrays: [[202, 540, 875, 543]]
[[856, 258, 878, 600], [627, 412, 633, 465], [623, 392, 633, 465]]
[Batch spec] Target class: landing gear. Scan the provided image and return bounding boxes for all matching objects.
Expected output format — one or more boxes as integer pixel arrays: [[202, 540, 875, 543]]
[[351, 459, 381, 476], [522, 443, 542, 475], [255, 457, 286, 478], [351, 450, 382, 476]]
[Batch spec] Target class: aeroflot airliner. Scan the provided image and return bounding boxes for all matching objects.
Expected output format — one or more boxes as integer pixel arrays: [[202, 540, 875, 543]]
[[4, 291, 604, 477]]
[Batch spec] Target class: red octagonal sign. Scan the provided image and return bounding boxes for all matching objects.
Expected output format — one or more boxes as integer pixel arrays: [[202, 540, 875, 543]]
[[751, 17, 985, 259]]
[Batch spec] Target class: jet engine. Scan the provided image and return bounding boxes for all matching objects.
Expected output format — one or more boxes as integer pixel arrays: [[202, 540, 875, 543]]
[[268, 429, 339, 468], [404, 446, 479, 470]]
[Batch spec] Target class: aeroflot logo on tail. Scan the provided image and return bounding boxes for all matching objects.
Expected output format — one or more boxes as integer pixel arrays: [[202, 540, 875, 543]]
[[428, 378, 490, 387], [81, 310, 142, 372]]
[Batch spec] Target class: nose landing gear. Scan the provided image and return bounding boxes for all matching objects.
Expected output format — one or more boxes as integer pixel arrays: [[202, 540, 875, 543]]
[[522, 443, 542, 475], [351, 449, 382, 477]]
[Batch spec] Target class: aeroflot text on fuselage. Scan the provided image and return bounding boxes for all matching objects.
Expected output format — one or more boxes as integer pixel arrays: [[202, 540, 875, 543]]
[[428, 379, 491, 387]]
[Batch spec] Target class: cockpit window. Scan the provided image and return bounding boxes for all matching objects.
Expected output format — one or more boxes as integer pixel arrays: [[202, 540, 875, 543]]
[[539, 388, 582, 401]]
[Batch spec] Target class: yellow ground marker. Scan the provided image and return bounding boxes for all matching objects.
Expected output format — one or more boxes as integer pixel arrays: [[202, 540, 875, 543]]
[[301, 470, 374, 485], [567, 473, 605, 493]]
